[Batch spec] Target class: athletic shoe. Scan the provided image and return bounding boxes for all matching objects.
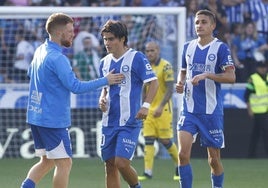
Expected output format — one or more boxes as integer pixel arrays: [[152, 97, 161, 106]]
[[173, 175, 180, 181], [174, 166, 180, 181], [138, 173, 152, 180]]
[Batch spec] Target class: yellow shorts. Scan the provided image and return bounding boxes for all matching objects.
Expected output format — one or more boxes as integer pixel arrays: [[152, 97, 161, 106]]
[[142, 108, 173, 139]]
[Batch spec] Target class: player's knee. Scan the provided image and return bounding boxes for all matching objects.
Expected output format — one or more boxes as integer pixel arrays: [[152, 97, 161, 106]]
[[144, 137, 155, 145], [114, 157, 130, 172], [105, 159, 117, 173], [178, 150, 190, 164], [208, 156, 221, 169], [105, 159, 115, 168], [40, 156, 54, 168], [54, 158, 72, 172], [161, 139, 173, 149]]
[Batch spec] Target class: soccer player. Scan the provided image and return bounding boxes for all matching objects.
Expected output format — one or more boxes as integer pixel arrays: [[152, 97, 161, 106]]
[[20, 13, 124, 188], [176, 9, 236, 188], [138, 41, 179, 181], [98, 20, 159, 188]]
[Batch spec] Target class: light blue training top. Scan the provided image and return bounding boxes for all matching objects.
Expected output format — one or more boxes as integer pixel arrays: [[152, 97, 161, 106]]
[[27, 39, 108, 128]]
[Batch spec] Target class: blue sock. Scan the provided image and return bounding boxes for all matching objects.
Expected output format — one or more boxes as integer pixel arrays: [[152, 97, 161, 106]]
[[21, 178, 35, 188], [179, 164, 192, 188], [129, 182, 141, 188], [211, 173, 224, 188]]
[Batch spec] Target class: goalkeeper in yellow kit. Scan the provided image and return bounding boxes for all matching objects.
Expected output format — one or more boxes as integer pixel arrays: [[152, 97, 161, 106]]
[[138, 41, 179, 181]]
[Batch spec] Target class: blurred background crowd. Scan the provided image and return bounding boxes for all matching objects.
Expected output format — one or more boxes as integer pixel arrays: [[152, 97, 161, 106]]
[[0, 0, 268, 84]]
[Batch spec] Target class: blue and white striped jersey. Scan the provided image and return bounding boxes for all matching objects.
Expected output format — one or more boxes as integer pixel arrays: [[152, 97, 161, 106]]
[[181, 38, 234, 115], [100, 48, 157, 127]]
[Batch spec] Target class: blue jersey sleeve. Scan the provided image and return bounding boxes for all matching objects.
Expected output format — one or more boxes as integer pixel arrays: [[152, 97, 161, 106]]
[[133, 52, 156, 83], [217, 43, 234, 72], [53, 55, 108, 94]]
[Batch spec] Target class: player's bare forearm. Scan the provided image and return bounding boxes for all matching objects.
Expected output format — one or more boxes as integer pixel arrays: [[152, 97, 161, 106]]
[[176, 70, 186, 93], [204, 66, 236, 84], [136, 79, 158, 119], [143, 79, 158, 104], [159, 81, 173, 107], [99, 88, 108, 112]]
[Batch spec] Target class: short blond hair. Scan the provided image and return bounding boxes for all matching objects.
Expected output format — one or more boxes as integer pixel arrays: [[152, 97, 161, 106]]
[[45, 13, 74, 35]]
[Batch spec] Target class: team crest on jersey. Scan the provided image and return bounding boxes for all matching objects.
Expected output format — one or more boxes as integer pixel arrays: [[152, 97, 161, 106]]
[[163, 64, 172, 71], [208, 54, 216, 62], [122, 65, 130, 72]]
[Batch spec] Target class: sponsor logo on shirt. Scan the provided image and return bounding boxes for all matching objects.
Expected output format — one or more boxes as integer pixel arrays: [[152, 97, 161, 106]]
[[30, 90, 42, 105], [28, 104, 42, 114], [189, 63, 213, 73], [28, 90, 43, 113]]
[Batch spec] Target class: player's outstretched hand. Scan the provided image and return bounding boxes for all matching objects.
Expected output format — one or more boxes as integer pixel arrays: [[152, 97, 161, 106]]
[[105, 69, 125, 85]]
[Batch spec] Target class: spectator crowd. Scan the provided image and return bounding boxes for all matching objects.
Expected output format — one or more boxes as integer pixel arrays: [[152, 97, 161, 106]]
[[0, 0, 268, 83]]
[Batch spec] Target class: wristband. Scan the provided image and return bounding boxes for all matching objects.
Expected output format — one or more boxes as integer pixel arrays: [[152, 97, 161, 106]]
[[142, 102, 150, 109]]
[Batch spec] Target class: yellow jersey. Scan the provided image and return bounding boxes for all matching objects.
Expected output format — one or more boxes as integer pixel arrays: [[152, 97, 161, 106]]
[[148, 58, 174, 111], [143, 58, 174, 138]]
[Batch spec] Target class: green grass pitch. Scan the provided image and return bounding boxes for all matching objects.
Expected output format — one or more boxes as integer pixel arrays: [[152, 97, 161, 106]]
[[0, 157, 267, 188]]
